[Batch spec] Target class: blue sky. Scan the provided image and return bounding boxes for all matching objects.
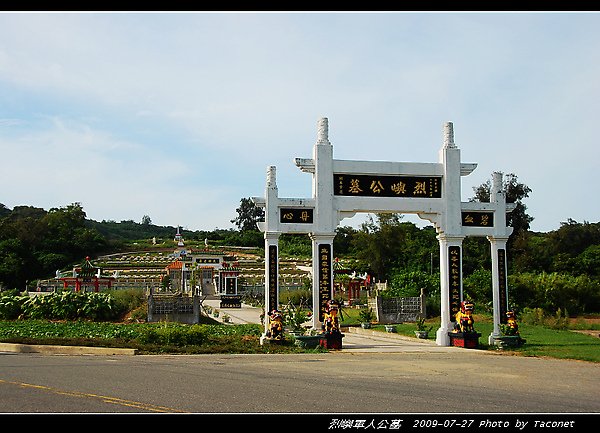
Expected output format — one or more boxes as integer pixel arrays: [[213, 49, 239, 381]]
[[1, 11, 599, 233]]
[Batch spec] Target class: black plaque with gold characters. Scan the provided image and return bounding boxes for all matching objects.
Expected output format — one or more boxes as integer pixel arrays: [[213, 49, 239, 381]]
[[220, 295, 242, 309], [461, 211, 494, 227], [448, 245, 461, 320], [279, 208, 314, 224], [197, 258, 220, 264], [334, 174, 441, 198], [318, 243, 332, 322]]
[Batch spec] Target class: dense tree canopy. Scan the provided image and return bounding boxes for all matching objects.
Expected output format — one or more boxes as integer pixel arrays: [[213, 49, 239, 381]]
[[2, 175, 600, 316], [231, 197, 265, 232], [0, 203, 107, 290]]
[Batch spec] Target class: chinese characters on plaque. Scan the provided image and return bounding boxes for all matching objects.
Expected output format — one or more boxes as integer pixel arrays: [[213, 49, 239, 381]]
[[279, 208, 314, 224], [268, 245, 278, 313], [448, 246, 461, 321], [318, 244, 332, 321], [461, 211, 494, 227], [334, 174, 442, 198]]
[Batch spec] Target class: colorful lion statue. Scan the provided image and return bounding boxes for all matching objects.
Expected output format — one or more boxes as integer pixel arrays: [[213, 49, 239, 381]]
[[454, 300, 476, 333], [322, 299, 340, 334], [267, 309, 284, 340], [504, 310, 520, 336]]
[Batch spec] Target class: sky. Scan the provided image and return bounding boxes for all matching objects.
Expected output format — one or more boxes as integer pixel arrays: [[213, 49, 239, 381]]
[[1, 11, 599, 234]]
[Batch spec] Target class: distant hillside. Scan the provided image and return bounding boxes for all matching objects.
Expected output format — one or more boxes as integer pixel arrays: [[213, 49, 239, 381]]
[[88, 219, 192, 242], [87, 219, 264, 250]]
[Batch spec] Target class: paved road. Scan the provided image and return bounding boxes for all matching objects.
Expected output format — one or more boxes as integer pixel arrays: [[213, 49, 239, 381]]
[[1, 343, 599, 415], [1, 301, 598, 423]]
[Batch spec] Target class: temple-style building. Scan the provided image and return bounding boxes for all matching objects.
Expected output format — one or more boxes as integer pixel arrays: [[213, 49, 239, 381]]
[[333, 258, 369, 306], [165, 228, 239, 297], [58, 256, 114, 292]]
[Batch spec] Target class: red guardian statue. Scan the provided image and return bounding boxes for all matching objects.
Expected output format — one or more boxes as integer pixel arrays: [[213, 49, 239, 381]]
[[267, 309, 284, 340], [505, 310, 520, 335], [322, 300, 341, 334], [454, 300, 476, 334]]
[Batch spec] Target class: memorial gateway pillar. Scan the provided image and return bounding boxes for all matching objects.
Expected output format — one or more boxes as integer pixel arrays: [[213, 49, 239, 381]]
[[436, 234, 465, 346], [488, 235, 510, 343], [264, 231, 280, 329], [434, 122, 465, 346], [261, 166, 281, 333], [486, 171, 514, 344], [310, 233, 336, 328], [309, 118, 338, 328]]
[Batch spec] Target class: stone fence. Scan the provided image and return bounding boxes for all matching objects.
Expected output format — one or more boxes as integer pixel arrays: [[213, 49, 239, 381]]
[[147, 292, 202, 324], [369, 288, 426, 324]]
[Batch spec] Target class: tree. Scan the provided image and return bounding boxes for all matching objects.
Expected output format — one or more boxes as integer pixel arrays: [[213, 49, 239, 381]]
[[352, 214, 437, 281], [141, 215, 152, 225], [334, 226, 358, 256], [470, 173, 533, 235], [0, 202, 107, 290], [0, 203, 10, 218], [231, 198, 265, 232]]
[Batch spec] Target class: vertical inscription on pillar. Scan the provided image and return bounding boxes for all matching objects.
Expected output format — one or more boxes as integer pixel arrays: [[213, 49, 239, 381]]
[[268, 245, 278, 313], [318, 243, 332, 321], [448, 246, 461, 321], [498, 248, 508, 324]]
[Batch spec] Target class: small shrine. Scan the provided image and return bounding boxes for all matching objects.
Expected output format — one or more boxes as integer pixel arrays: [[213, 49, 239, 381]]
[[333, 258, 369, 306], [57, 256, 114, 292]]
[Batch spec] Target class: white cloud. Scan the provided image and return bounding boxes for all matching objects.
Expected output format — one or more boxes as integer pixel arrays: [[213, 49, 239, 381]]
[[1, 12, 599, 233]]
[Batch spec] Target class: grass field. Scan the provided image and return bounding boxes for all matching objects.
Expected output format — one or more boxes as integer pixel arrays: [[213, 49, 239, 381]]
[[339, 307, 600, 363], [1, 308, 598, 361]]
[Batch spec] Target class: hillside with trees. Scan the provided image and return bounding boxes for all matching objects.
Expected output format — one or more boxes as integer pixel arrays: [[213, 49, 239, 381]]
[[1, 173, 599, 317]]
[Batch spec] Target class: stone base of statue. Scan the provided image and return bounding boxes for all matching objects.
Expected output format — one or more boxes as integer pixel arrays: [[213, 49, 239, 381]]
[[293, 335, 321, 349], [492, 335, 526, 350], [319, 331, 344, 350], [260, 334, 284, 346], [448, 331, 481, 349]]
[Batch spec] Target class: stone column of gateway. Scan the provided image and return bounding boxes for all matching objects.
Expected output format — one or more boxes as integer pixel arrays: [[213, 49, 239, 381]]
[[262, 166, 281, 334], [487, 171, 514, 345], [255, 163, 317, 334], [434, 122, 465, 346], [309, 118, 337, 328]]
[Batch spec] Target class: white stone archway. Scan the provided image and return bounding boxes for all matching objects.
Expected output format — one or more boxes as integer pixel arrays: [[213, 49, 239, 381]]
[[253, 118, 514, 346]]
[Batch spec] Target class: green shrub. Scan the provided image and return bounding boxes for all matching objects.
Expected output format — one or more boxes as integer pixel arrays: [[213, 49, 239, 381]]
[[278, 288, 311, 308], [388, 269, 438, 298], [521, 307, 546, 326], [5, 290, 116, 321], [128, 305, 148, 322], [0, 291, 24, 320], [106, 288, 146, 319], [520, 307, 570, 330], [358, 307, 375, 323]]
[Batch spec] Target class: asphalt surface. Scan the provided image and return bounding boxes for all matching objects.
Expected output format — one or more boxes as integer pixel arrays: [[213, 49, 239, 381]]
[[1, 301, 599, 420]]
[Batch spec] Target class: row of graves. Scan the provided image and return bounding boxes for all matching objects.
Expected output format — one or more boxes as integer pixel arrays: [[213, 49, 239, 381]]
[[49, 230, 242, 302], [254, 117, 523, 349], [44, 228, 244, 323], [148, 229, 243, 322]]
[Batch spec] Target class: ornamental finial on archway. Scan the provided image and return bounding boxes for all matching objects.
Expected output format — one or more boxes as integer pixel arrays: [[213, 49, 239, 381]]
[[492, 171, 504, 197], [317, 117, 330, 145], [443, 121, 456, 148], [266, 165, 277, 187]]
